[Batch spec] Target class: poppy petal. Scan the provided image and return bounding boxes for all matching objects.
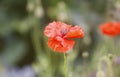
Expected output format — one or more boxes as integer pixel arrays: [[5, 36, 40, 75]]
[[47, 37, 75, 53], [65, 26, 84, 38], [44, 21, 71, 38], [100, 22, 120, 36], [44, 21, 58, 38]]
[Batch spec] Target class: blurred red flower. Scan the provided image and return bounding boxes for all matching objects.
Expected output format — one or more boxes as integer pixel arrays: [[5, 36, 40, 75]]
[[44, 21, 84, 53], [100, 22, 120, 37]]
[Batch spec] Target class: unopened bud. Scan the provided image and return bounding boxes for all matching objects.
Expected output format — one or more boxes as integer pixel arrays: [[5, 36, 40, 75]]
[[26, 2, 34, 12], [34, 6, 44, 18]]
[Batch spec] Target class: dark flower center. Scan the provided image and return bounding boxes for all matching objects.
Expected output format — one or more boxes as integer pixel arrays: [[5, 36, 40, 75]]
[[60, 29, 68, 37]]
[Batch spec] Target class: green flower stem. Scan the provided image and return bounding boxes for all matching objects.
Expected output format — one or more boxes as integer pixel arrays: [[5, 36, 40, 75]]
[[64, 53, 67, 77], [110, 38, 116, 53]]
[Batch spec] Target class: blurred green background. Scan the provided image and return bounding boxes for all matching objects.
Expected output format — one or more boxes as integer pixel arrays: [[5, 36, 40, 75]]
[[0, 0, 120, 77]]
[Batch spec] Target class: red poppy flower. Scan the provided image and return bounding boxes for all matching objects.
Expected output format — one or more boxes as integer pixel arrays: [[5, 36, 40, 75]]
[[100, 22, 120, 37], [44, 21, 84, 53], [116, 22, 120, 32]]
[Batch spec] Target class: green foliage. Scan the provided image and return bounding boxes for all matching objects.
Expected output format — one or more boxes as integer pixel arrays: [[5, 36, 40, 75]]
[[0, 0, 120, 77]]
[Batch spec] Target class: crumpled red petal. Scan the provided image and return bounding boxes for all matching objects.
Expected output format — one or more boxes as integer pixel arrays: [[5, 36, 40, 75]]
[[44, 21, 58, 38], [44, 21, 71, 38], [65, 26, 84, 38], [47, 37, 75, 53]]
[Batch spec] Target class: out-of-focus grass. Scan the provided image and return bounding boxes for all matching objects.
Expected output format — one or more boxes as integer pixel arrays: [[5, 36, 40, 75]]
[[0, 0, 120, 77]]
